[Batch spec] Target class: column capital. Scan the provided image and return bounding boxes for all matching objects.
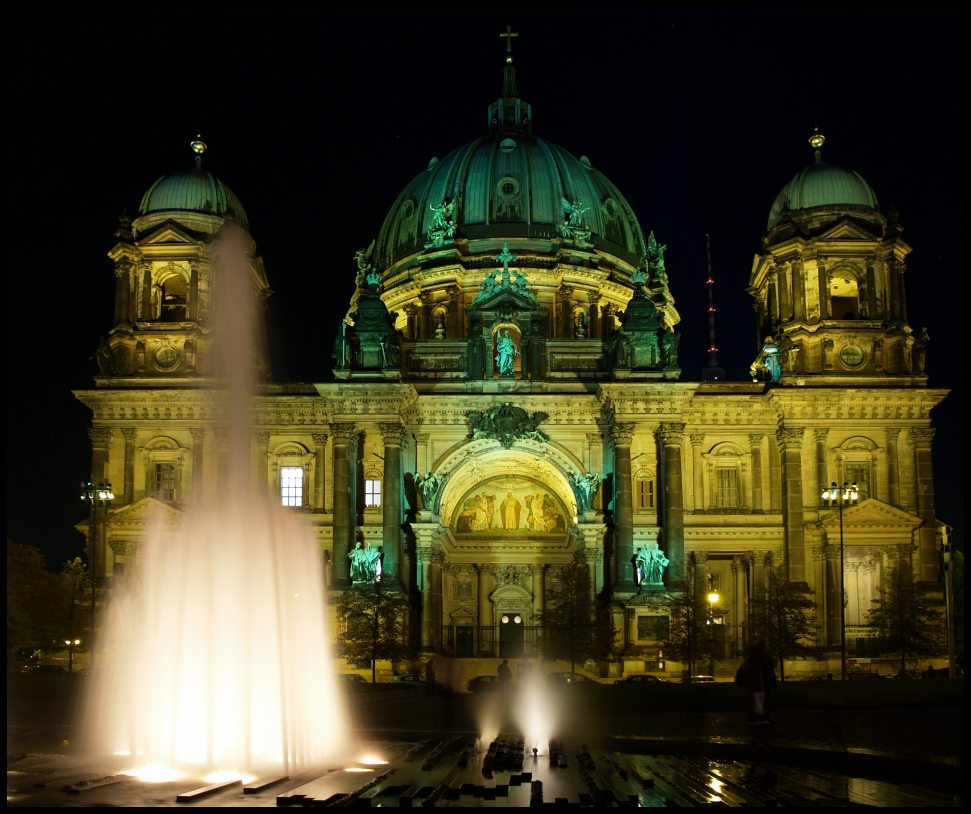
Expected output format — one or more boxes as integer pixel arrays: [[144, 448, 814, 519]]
[[311, 432, 329, 446], [748, 433, 764, 448], [414, 432, 430, 444], [585, 431, 602, 443], [121, 427, 138, 441], [776, 426, 805, 451], [813, 428, 830, 443], [255, 432, 271, 447], [190, 427, 207, 442], [689, 433, 705, 447], [910, 427, 935, 447], [884, 428, 901, 444], [611, 422, 635, 447], [379, 422, 406, 447], [330, 422, 358, 445], [89, 427, 112, 445], [657, 422, 686, 446]]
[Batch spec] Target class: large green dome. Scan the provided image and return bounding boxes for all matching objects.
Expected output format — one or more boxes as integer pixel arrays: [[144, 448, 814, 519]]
[[138, 142, 249, 229], [374, 136, 647, 270]]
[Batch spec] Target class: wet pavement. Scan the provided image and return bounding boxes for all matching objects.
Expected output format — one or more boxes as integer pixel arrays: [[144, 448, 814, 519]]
[[7, 678, 965, 807]]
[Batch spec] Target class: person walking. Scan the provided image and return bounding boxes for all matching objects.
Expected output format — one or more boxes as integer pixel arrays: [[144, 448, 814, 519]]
[[497, 658, 512, 685], [740, 639, 776, 724]]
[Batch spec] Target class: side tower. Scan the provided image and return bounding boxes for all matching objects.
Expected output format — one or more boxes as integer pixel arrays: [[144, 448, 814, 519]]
[[748, 131, 926, 386]]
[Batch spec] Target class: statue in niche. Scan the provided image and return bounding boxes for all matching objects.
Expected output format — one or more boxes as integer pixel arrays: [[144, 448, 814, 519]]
[[349, 541, 382, 584], [575, 310, 588, 338], [570, 472, 602, 513], [559, 197, 591, 242], [661, 330, 680, 367], [750, 336, 781, 382], [427, 199, 457, 245], [434, 315, 446, 339], [500, 490, 522, 530], [415, 472, 443, 511], [495, 330, 519, 376], [635, 544, 669, 586], [614, 333, 632, 367]]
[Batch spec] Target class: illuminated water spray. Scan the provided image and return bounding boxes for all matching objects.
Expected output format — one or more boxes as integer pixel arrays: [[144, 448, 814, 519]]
[[82, 225, 352, 777]]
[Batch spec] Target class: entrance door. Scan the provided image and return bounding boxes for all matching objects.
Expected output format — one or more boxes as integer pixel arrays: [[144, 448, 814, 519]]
[[455, 625, 473, 658], [499, 613, 524, 659]]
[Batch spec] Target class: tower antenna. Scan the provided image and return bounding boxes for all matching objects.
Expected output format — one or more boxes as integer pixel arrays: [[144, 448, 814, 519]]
[[702, 234, 726, 382]]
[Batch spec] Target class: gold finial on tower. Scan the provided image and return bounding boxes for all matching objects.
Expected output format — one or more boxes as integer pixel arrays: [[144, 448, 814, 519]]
[[809, 128, 825, 163], [190, 135, 207, 169]]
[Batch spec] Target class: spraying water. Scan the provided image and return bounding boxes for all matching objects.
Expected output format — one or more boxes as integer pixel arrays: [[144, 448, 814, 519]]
[[82, 225, 352, 776]]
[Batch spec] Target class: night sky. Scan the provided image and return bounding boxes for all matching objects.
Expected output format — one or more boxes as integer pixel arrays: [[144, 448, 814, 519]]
[[5, 8, 965, 569]]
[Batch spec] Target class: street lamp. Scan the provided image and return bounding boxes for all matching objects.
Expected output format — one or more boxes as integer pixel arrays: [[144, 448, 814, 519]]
[[64, 638, 81, 673], [821, 481, 858, 681], [706, 583, 720, 675], [80, 479, 114, 665]]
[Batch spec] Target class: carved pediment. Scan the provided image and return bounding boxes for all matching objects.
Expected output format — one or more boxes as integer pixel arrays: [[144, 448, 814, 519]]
[[467, 287, 540, 314], [138, 220, 202, 246], [820, 498, 921, 533], [75, 496, 182, 534], [817, 219, 880, 242]]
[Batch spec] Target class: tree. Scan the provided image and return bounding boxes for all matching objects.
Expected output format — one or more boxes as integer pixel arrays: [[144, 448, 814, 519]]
[[866, 561, 946, 675], [748, 565, 817, 681], [6, 540, 72, 666], [335, 585, 412, 682], [660, 577, 708, 681], [538, 555, 607, 671]]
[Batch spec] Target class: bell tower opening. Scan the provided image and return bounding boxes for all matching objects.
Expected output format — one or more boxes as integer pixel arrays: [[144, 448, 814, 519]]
[[829, 273, 860, 320]]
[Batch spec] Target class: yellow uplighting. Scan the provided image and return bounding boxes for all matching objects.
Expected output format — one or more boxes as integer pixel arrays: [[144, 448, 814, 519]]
[[124, 764, 184, 783], [359, 754, 389, 765], [344, 767, 375, 773], [203, 769, 255, 784]]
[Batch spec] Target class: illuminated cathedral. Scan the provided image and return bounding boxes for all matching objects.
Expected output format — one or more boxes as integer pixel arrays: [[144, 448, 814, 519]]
[[76, 35, 947, 681]]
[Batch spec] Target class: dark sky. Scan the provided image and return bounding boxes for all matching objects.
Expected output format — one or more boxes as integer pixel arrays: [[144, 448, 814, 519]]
[[5, 7, 965, 568]]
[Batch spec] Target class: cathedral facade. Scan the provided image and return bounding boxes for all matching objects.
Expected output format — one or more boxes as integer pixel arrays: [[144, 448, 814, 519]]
[[75, 49, 947, 680]]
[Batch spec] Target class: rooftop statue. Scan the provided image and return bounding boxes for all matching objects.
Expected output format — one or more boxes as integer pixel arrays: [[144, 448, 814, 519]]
[[559, 197, 591, 243], [466, 403, 549, 449], [570, 472, 602, 513]]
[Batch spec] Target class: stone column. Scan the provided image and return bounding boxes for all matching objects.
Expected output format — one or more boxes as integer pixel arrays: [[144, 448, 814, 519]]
[[657, 423, 686, 588], [814, 429, 829, 502], [311, 433, 328, 511], [331, 423, 357, 586], [817, 261, 830, 319], [749, 433, 764, 513], [89, 428, 111, 486], [588, 294, 601, 339], [121, 428, 137, 506], [255, 432, 270, 491], [379, 422, 405, 589], [690, 433, 705, 512], [768, 434, 782, 512], [531, 565, 546, 621], [777, 266, 791, 321], [190, 427, 206, 501], [611, 422, 636, 591], [911, 428, 939, 582], [885, 428, 900, 508], [777, 426, 808, 585], [140, 264, 153, 320], [585, 432, 603, 509], [557, 287, 573, 338], [446, 285, 462, 339], [114, 262, 132, 325], [188, 263, 200, 321], [477, 565, 494, 655], [792, 262, 805, 321]]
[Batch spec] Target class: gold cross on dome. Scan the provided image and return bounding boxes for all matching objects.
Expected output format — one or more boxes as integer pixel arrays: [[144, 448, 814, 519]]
[[500, 25, 518, 54]]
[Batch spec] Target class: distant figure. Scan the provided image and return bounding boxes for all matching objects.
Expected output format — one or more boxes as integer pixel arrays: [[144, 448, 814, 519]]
[[501, 490, 522, 530], [497, 659, 512, 684], [496, 330, 519, 376], [739, 639, 777, 724], [517, 659, 534, 683], [425, 658, 437, 695]]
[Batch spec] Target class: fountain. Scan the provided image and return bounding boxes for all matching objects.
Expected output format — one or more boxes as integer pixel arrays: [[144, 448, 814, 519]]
[[81, 226, 354, 779]]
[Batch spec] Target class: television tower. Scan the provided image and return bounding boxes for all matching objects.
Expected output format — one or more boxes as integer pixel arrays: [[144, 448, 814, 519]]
[[702, 234, 726, 381]]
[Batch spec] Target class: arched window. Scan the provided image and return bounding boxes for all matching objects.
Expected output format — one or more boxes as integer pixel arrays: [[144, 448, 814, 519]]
[[828, 268, 861, 320], [143, 436, 187, 503], [270, 442, 313, 508], [703, 443, 747, 511], [634, 468, 656, 509], [836, 436, 878, 501]]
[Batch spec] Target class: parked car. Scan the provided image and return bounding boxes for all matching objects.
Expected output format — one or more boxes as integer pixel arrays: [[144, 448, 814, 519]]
[[617, 674, 667, 684], [688, 675, 716, 683], [468, 674, 501, 694], [337, 673, 367, 685], [391, 673, 424, 686], [546, 671, 599, 685]]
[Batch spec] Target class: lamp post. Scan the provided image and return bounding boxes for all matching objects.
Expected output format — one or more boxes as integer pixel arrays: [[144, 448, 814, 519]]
[[64, 638, 81, 673], [821, 481, 858, 681], [80, 479, 114, 665], [706, 583, 720, 675]]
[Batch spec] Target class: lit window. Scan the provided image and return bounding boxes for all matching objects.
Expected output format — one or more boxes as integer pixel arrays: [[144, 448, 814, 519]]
[[365, 479, 382, 508], [155, 463, 176, 502], [714, 468, 740, 508], [844, 463, 870, 501], [635, 478, 655, 509], [280, 466, 303, 507]]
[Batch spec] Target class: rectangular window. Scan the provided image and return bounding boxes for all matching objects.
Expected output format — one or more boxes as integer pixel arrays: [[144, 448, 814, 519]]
[[637, 615, 670, 641], [844, 463, 870, 501], [155, 463, 176, 501], [635, 479, 655, 509], [280, 466, 304, 507], [364, 479, 382, 508], [715, 468, 740, 508]]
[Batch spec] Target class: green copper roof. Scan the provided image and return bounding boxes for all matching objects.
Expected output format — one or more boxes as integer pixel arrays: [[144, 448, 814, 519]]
[[138, 169, 249, 227], [768, 162, 878, 229], [374, 134, 647, 268]]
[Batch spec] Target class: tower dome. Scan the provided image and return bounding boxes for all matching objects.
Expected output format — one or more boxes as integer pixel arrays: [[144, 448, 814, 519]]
[[767, 131, 878, 230], [137, 138, 249, 228]]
